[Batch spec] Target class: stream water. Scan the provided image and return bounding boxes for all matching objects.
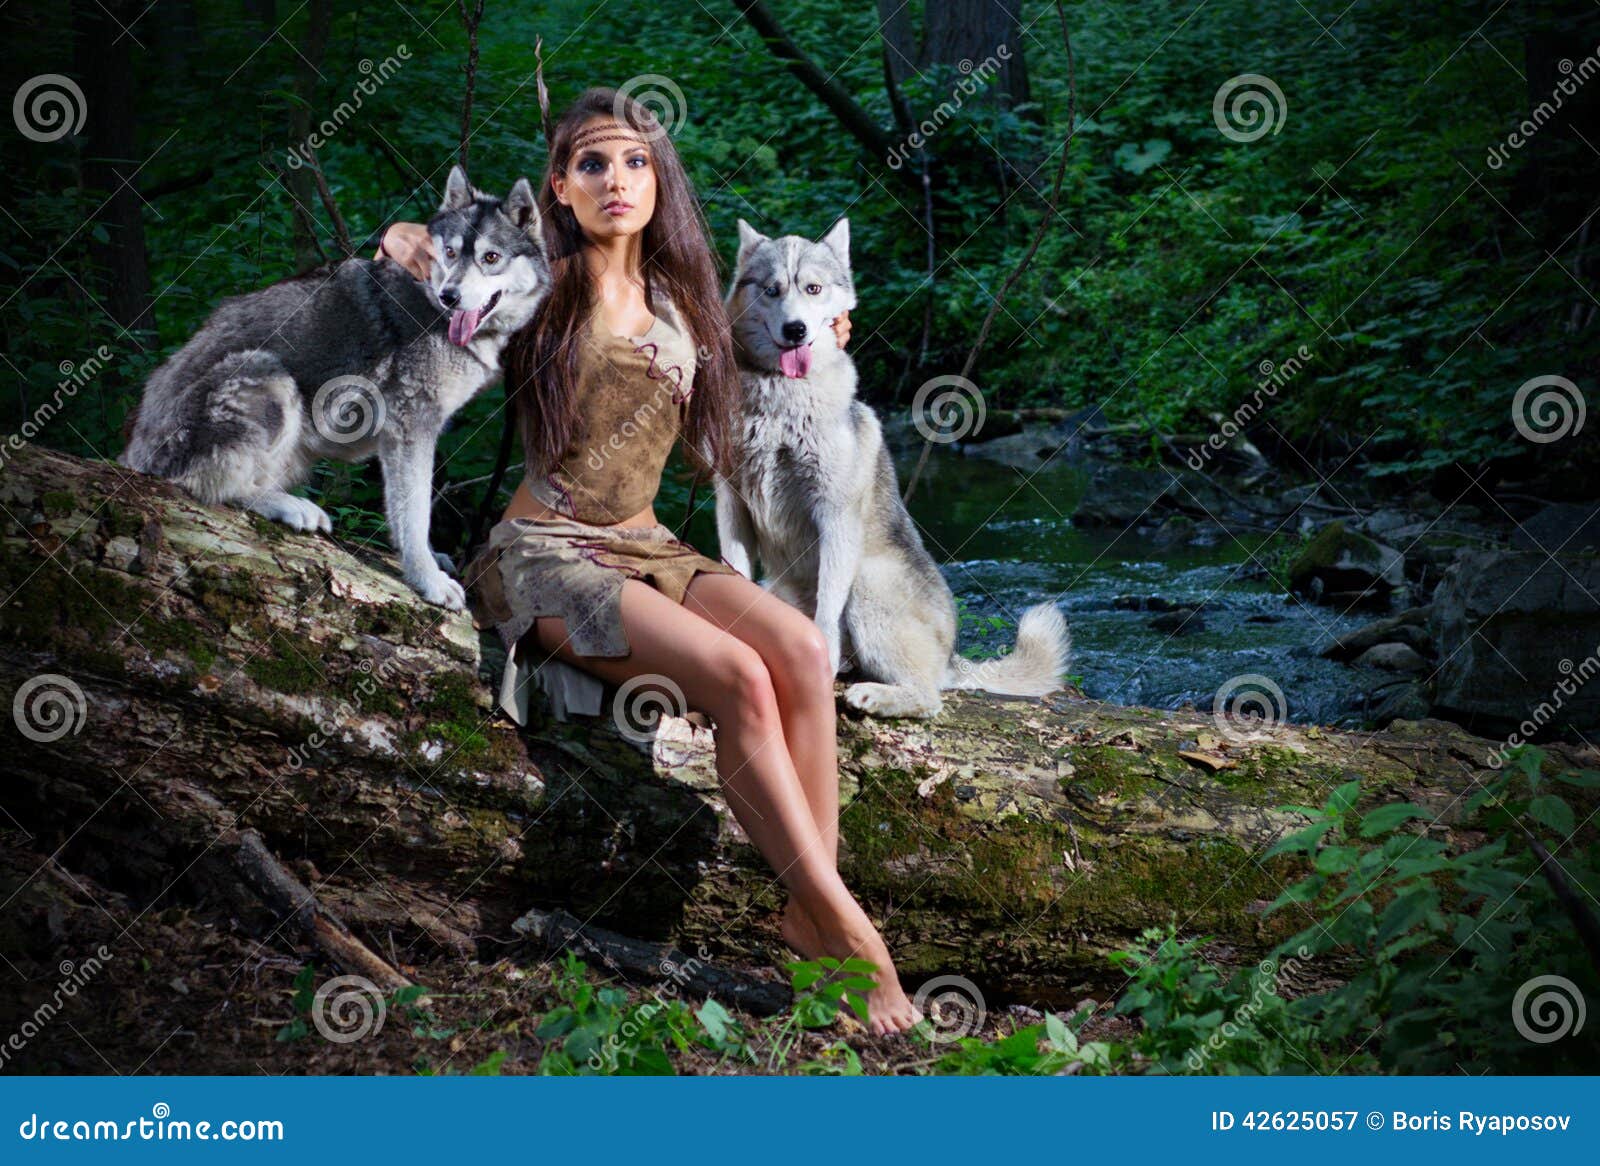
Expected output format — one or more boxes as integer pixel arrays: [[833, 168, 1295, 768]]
[[893, 443, 1374, 728]]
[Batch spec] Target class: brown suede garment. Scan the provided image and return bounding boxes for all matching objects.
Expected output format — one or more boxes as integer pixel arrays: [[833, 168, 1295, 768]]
[[461, 293, 739, 689], [522, 295, 699, 525]]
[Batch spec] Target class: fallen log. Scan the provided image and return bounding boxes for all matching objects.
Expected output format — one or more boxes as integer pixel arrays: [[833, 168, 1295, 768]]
[[1, 448, 1563, 1005]]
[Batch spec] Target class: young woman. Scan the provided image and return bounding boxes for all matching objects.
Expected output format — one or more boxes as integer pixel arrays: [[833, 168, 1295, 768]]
[[376, 87, 923, 1034]]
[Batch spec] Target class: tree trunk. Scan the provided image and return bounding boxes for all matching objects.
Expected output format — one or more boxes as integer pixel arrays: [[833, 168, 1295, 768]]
[[71, 0, 154, 341], [919, 0, 1030, 110], [152, 0, 201, 82], [284, 0, 334, 269], [1, 449, 1549, 1004]]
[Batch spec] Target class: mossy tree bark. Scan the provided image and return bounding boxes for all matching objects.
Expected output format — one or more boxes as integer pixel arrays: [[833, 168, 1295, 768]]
[[1, 449, 1547, 1003]]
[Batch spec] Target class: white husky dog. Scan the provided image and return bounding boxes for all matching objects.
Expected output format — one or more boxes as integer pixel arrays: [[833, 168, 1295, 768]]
[[715, 218, 1071, 718]]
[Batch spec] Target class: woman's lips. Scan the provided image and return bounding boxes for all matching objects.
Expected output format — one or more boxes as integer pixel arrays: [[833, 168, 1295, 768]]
[[603, 201, 633, 216]]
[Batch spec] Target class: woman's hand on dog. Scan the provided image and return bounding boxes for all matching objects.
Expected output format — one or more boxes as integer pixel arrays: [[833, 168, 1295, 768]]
[[373, 222, 433, 281], [831, 309, 851, 350]]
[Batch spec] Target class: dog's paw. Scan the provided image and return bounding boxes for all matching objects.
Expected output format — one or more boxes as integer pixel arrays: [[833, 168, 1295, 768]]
[[254, 494, 333, 534], [408, 569, 466, 611], [432, 550, 457, 575], [844, 682, 941, 719]]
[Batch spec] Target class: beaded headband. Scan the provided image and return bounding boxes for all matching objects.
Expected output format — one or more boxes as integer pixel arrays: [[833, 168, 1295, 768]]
[[570, 121, 649, 151]]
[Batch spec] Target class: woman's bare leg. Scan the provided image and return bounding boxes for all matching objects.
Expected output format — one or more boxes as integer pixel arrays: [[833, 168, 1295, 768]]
[[531, 577, 922, 1034], [679, 572, 846, 961], [682, 572, 838, 865]]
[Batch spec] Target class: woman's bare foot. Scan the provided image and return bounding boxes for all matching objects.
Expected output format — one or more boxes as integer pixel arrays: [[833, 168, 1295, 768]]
[[780, 898, 826, 960], [780, 898, 924, 1036]]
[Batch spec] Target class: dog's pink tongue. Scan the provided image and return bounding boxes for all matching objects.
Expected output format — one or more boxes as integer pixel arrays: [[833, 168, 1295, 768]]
[[448, 307, 483, 347], [779, 343, 813, 378]]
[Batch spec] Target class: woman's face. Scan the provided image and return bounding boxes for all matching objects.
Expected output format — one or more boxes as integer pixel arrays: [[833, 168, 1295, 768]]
[[551, 115, 658, 242]]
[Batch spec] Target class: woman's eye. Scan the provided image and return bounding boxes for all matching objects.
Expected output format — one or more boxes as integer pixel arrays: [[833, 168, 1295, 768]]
[[764, 284, 781, 298], [627, 155, 647, 168], [482, 251, 500, 265], [578, 158, 601, 173], [805, 283, 822, 295]]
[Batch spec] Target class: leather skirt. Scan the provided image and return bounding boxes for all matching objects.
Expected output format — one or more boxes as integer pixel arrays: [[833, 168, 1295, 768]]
[[463, 515, 740, 725]]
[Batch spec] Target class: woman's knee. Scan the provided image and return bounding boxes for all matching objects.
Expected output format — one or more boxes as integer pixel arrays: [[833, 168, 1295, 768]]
[[703, 641, 782, 726], [769, 617, 834, 695]]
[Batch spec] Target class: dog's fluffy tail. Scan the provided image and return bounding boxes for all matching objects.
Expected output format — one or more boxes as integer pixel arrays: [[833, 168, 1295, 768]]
[[943, 603, 1071, 697]]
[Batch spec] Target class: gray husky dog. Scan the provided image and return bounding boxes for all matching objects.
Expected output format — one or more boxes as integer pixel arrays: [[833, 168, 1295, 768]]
[[120, 165, 550, 609], [716, 218, 1071, 718]]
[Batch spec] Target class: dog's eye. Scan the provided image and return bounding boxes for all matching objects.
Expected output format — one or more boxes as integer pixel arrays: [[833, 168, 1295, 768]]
[[764, 284, 781, 298], [444, 246, 457, 259], [804, 283, 822, 295], [482, 251, 500, 265]]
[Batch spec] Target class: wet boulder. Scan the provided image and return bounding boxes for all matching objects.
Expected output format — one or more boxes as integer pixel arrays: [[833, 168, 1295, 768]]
[[1513, 502, 1600, 555], [1288, 521, 1404, 607], [1430, 549, 1600, 735], [1319, 606, 1433, 661], [1354, 642, 1428, 672]]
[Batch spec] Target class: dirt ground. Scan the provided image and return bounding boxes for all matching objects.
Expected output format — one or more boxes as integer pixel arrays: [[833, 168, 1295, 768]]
[[0, 842, 1136, 1076]]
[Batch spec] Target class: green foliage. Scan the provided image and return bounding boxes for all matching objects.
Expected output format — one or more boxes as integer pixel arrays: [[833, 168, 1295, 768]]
[[1262, 747, 1600, 1072], [1108, 924, 1335, 1074], [5, 0, 1581, 528], [534, 951, 752, 1075], [273, 963, 319, 1043], [954, 594, 1015, 657], [932, 1008, 1115, 1076], [1097, 746, 1599, 1074]]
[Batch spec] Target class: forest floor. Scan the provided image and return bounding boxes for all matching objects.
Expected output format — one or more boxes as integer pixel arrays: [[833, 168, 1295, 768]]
[[0, 842, 1139, 1076]]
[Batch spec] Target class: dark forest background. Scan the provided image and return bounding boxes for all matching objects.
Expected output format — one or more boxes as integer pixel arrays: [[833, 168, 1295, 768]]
[[2, 0, 1596, 553]]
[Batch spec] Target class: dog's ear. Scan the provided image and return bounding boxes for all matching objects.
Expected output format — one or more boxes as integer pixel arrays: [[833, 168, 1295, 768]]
[[443, 165, 476, 212], [735, 218, 766, 269], [503, 177, 541, 236], [819, 217, 850, 268]]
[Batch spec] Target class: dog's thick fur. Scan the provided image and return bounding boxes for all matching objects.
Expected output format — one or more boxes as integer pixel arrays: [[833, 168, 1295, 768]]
[[716, 217, 1071, 718], [120, 166, 551, 609]]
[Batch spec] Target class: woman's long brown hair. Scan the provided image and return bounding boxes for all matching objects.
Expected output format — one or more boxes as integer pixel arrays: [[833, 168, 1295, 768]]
[[504, 87, 739, 485]]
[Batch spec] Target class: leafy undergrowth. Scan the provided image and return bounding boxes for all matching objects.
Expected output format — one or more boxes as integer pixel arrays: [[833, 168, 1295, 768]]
[[271, 752, 1600, 1076], [3, 748, 1594, 1075]]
